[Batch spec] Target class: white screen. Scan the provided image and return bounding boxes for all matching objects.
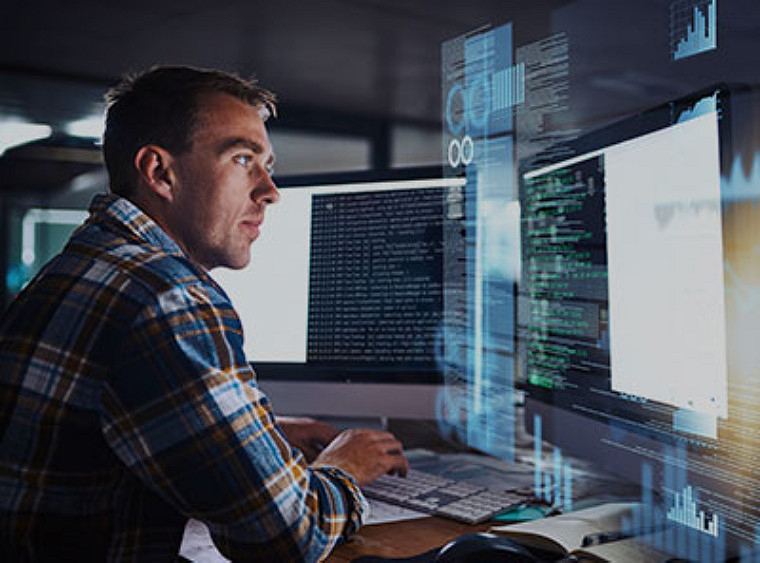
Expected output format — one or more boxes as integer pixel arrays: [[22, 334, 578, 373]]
[[605, 112, 727, 418], [212, 177, 465, 364]]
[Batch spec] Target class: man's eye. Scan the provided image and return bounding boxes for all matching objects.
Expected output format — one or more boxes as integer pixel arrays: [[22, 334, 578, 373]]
[[234, 154, 253, 166]]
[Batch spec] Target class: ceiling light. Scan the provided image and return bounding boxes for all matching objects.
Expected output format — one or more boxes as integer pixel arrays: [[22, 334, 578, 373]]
[[0, 121, 52, 156], [66, 116, 104, 139]]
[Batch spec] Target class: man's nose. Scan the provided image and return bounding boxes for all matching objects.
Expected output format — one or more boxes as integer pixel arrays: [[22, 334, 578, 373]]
[[255, 173, 280, 205]]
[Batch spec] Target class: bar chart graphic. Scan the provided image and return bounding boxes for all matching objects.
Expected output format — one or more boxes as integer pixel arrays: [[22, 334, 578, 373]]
[[667, 485, 719, 537], [670, 0, 717, 61], [491, 62, 525, 112], [533, 414, 573, 512], [621, 453, 727, 561]]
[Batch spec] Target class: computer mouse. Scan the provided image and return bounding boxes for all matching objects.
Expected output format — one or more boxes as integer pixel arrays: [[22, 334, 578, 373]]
[[433, 532, 537, 563]]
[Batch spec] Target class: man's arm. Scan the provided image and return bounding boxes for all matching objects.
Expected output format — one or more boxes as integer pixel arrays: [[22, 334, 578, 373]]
[[101, 281, 404, 561], [277, 418, 409, 483], [277, 416, 339, 462], [312, 428, 408, 485]]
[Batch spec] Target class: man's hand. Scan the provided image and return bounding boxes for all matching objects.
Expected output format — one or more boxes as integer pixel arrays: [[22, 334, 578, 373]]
[[311, 428, 409, 487], [278, 416, 340, 462]]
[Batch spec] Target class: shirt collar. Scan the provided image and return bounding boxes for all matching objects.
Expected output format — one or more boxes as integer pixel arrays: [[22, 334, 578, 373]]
[[88, 193, 186, 259]]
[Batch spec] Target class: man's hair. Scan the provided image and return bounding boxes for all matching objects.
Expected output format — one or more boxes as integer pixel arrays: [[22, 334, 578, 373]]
[[103, 66, 277, 197]]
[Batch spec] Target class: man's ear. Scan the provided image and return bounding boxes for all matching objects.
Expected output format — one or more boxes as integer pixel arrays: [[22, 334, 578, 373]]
[[134, 145, 176, 201]]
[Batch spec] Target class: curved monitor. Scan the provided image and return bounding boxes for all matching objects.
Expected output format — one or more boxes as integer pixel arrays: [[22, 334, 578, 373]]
[[519, 85, 760, 555], [213, 168, 467, 419]]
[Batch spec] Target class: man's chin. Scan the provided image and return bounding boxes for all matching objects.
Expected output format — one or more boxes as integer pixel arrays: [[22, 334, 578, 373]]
[[208, 251, 252, 272], [229, 250, 253, 270]]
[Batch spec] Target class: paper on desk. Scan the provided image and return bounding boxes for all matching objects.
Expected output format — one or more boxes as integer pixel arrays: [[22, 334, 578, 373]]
[[489, 502, 639, 554], [366, 498, 428, 525], [575, 534, 674, 563], [180, 519, 230, 562], [181, 504, 426, 560]]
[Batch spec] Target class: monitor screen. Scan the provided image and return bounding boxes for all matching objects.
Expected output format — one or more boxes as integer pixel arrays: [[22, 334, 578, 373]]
[[519, 85, 760, 554], [213, 169, 467, 419]]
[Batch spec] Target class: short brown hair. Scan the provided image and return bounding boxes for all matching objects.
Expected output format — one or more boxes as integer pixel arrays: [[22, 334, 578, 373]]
[[103, 66, 276, 197]]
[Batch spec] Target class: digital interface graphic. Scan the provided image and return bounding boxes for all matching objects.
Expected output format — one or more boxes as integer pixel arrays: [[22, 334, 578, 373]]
[[533, 414, 573, 513], [670, 0, 718, 60], [515, 33, 575, 171], [434, 7, 758, 559], [622, 454, 727, 562], [440, 23, 519, 461]]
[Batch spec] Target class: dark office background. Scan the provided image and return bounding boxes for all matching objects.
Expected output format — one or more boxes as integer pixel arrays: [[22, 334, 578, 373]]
[[1, 0, 758, 307]]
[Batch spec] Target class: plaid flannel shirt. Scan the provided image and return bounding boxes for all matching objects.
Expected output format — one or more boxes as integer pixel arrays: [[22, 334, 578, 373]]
[[0, 193, 367, 562]]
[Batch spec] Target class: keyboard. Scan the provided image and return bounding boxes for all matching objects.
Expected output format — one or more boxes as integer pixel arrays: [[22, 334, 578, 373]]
[[362, 468, 525, 524]]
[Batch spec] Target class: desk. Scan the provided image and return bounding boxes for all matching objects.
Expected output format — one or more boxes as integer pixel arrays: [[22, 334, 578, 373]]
[[325, 418, 567, 562], [182, 514, 489, 562], [182, 417, 639, 561], [327, 516, 491, 562]]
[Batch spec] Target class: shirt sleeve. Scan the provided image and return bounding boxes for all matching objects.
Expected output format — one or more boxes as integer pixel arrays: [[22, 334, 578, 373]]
[[100, 280, 368, 561]]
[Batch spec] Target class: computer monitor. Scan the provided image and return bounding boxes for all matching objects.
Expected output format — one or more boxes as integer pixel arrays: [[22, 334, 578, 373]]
[[213, 168, 467, 420], [518, 84, 760, 554]]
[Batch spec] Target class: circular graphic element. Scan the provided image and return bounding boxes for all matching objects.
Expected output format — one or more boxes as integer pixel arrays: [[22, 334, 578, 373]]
[[448, 138, 462, 168], [445, 83, 466, 136], [466, 75, 491, 132], [461, 135, 474, 165]]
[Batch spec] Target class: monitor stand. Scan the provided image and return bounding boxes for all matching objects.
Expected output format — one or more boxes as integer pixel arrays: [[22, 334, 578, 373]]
[[320, 415, 388, 431]]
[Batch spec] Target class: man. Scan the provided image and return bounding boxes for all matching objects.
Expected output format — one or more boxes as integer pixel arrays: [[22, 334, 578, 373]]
[[0, 66, 408, 561]]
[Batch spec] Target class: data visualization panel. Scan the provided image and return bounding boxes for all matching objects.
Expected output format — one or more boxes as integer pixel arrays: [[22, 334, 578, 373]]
[[670, 0, 718, 61]]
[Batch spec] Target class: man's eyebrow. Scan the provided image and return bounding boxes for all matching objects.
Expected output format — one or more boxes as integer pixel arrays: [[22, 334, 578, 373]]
[[216, 137, 266, 156]]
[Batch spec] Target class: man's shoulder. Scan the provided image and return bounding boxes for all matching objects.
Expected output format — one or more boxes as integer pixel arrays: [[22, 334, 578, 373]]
[[63, 222, 215, 303]]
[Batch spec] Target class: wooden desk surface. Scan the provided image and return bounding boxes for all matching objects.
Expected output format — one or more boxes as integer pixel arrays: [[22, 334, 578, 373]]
[[326, 516, 491, 562]]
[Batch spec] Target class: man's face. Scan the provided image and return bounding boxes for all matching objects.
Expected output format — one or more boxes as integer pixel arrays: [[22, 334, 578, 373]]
[[164, 92, 279, 270]]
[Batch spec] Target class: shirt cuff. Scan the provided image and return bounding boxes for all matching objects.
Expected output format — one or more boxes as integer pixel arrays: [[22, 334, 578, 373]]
[[311, 465, 370, 537]]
